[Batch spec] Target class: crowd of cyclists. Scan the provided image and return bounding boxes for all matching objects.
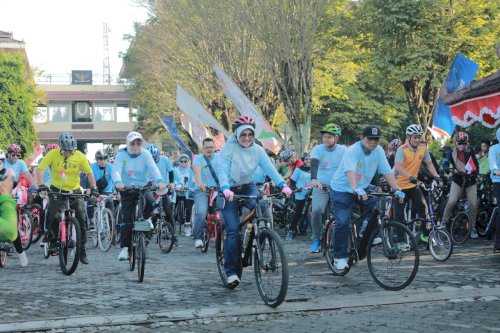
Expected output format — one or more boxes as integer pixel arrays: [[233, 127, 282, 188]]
[[1, 116, 500, 290]]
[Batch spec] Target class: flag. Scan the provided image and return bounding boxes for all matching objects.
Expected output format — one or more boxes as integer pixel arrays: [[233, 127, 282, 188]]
[[431, 54, 479, 142], [465, 156, 477, 174], [180, 112, 224, 150], [159, 115, 193, 159], [214, 65, 284, 155], [176, 85, 230, 138]]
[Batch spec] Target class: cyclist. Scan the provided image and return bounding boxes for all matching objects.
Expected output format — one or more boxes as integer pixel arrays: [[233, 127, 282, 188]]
[[86, 150, 114, 229], [488, 128, 500, 252], [394, 124, 441, 242], [441, 131, 480, 238], [193, 138, 220, 248], [387, 138, 402, 168], [36, 132, 99, 265], [280, 149, 303, 179], [216, 115, 292, 288], [175, 153, 195, 237], [287, 152, 312, 240], [147, 144, 176, 239], [111, 131, 166, 261], [330, 125, 404, 272], [0, 164, 17, 242], [477, 139, 490, 175], [308, 123, 347, 252]]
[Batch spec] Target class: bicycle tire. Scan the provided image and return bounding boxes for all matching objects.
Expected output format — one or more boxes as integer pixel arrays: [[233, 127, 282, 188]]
[[254, 229, 289, 307], [137, 234, 146, 282], [113, 205, 122, 245], [215, 222, 243, 287], [19, 209, 33, 251], [129, 235, 136, 271], [31, 206, 42, 244], [201, 225, 209, 253], [97, 208, 113, 252], [367, 221, 419, 291], [450, 212, 471, 244], [158, 219, 174, 254], [322, 219, 350, 276], [476, 209, 489, 237], [59, 217, 82, 275], [0, 243, 7, 267], [428, 228, 453, 261]]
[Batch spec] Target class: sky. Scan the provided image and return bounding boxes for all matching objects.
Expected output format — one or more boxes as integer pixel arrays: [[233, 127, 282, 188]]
[[0, 0, 149, 82]]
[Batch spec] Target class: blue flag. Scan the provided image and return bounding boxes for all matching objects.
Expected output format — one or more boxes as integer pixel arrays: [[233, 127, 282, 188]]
[[431, 53, 479, 141], [159, 115, 193, 159]]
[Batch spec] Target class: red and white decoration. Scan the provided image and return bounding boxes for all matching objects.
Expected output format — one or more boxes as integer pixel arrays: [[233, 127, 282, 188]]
[[449, 91, 500, 128]]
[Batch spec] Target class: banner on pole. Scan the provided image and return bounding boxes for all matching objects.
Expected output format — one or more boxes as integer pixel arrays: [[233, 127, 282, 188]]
[[180, 112, 224, 151], [159, 115, 193, 159]]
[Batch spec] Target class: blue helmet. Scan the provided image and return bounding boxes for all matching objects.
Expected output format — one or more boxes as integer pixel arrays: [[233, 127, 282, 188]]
[[147, 144, 160, 161]]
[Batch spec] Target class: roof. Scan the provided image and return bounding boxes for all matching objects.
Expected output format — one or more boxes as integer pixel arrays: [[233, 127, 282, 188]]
[[442, 70, 500, 105]]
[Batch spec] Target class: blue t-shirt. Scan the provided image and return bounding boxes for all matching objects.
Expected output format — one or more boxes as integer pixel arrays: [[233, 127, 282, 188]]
[[253, 165, 267, 184], [156, 156, 174, 182], [175, 166, 195, 199], [193, 153, 220, 189], [111, 148, 164, 187], [331, 141, 392, 193], [4, 159, 28, 181], [489, 143, 500, 183], [311, 144, 347, 184], [291, 167, 312, 200], [91, 162, 113, 193]]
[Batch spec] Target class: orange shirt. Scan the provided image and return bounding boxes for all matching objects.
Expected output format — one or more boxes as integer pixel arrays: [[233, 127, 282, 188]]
[[396, 143, 429, 189]]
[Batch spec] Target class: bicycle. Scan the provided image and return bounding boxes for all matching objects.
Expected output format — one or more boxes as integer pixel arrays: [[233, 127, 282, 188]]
[[403, 181, 453, 261], [16, 194, 35, 251], [0, 242, 13, 267], [321, 190, 419, 291], [449, 176, 473, 244], [121, 186, 156, 282], [173, 179, 192, 236], [152, 189, 175, 254], [92, 194, 115, 252], [43, 191, 87, 275], [215, 192, 289, 307], [199, 187, 223, 253], [476, 175, 496, 238], [112, 194, 122, 246]]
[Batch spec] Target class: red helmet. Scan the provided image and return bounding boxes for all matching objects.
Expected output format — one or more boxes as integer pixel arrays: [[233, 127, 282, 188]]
[[454, 132, 468, 144], [232, 116, 256, 132], [7, 143, 21, 154]]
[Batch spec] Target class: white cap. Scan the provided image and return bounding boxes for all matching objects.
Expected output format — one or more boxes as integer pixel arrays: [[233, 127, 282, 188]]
[[126, 131, 145, 146]]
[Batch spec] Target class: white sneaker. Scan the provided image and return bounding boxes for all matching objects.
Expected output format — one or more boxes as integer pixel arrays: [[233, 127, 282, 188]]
[[194, 239, 203, 248], [372, 237, 382, 245], [118, 247, 129, 261], [18, 251, 28, 267], [471, 228, 479, 239], [227, 274, 240, 287], [334, 257, 349, 271], [184, 226, 192, 237]]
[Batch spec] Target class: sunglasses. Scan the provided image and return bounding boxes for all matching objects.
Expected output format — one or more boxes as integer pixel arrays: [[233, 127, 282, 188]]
[[239, 132, 254, 138], [10, 153, 20, 157], [180, 160, 188, 163], [130, 140, 142, 146], [97, 157, 106, 161]]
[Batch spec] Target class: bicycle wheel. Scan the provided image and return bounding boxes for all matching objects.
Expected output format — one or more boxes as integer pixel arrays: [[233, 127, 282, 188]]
[[476, 209, 489, 237], [367, 221, 419, 291], [19, 209, 33, 251], [97, 208, 113, 252], [254, 229, 289, 307], [178, 200, 185, 235], [158, 219, 174, 254], [137, 234, 146, 282], [215, 222, 242, 287], [0, 243, 7, 267], [113, 205, 122, 245], [428, 228, 453, 261], [59, 217, 82, 275], [450, 212, 471, 244], [322, 219, 350, 276], [129, 235, 136, 272], [201, 224, 209, 253], [31, 205, 42, 244]]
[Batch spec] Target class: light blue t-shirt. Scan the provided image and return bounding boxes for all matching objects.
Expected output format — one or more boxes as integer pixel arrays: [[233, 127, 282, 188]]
[[193, 153, 220, 189], [253, 165, 267, 184], [331, 141, 392, 193], [489, 143, 500, 183], [91, 162, 113, 193], [156, 156, 174, 182], [291, 167, 312, 200], [311, 144, 347, 184], [111, 148, 164, 187], [175, 166, 195, 199], [4, 158, 28, 181]]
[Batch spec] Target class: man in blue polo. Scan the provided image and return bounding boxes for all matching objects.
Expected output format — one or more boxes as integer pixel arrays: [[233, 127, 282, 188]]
[[330, 125, 404, 272]]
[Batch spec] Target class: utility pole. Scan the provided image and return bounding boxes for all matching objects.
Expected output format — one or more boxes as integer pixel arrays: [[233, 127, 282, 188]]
[[103, 23, 111, 84]]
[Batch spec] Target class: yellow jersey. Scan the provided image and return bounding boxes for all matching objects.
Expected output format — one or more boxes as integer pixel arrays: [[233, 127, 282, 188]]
[[38, 149, 91, 191]]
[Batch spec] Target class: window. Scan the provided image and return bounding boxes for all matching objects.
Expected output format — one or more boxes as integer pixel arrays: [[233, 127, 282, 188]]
[[117, 103, 130, 122], [94, 102, 114, 122], [34, 106, 48, 123], [72, 101, 92, 122], [48, 104, 69, 122]]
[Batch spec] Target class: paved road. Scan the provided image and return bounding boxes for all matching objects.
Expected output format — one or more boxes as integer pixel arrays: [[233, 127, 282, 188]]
[[0, 228, 499, 332]]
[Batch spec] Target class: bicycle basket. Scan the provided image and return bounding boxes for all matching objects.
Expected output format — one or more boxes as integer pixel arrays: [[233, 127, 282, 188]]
[[133, 219, 154, 232]]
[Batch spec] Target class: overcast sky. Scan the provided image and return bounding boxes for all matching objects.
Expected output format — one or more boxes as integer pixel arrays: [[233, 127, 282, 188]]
[[0, 0, 148, 82]]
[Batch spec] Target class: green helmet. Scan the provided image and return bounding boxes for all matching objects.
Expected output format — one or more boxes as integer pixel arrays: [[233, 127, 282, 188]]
[[321, 123, 341, 136]]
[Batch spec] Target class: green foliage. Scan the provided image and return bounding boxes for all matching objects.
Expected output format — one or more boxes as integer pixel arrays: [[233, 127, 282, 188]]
[[0, 53, 38, 155]]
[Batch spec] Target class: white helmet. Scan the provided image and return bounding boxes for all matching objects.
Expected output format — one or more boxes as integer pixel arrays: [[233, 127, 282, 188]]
[[0, 150, 5, 159], [406, 124, 423, 136]]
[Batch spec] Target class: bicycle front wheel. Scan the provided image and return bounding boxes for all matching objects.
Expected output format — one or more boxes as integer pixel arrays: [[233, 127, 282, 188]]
[[97, 208, 113, 252], [450, 212, 471, 244], [137, 234, 146, 282], [59, 217, 82, 275], [201, 224, 209, 253], [429, 228, 453, 261], [475, 209, 489, 237], [19, 209, 33, 251], [322, 219, 350, 276], [158, 219, 174, 254], [0, 243, 7, 267], [31, 206, 42, 244], [254, 229, 289, 307], [367, 221, 419, 291]]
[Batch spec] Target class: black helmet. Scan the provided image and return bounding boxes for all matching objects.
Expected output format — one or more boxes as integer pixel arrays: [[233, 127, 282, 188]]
[[95, 149, 108, 160], [301, 152, 310, 161], [58, 132, 77, 151]]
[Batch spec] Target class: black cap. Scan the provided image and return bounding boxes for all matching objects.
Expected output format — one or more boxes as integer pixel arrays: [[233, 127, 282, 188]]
[[362, 125, 382, 138]]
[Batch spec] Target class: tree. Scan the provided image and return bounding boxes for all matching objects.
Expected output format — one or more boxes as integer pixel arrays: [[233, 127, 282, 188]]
[[0, 53, 38, 155]]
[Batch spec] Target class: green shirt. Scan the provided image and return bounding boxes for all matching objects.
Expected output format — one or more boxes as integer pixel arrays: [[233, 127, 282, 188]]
[[478, 155, 490, 175], [0, 194, 17, 242]]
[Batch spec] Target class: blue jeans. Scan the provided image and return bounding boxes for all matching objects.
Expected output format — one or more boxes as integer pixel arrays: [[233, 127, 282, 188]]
[[221, 183, 259, 277], [194, 190, 209, 240], [330, 190, 377, 259]]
